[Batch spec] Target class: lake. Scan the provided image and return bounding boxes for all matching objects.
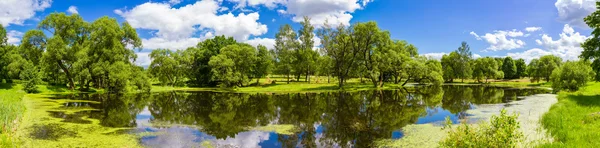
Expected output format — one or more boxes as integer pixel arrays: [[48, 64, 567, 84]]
[[46, 85, 551, 147]]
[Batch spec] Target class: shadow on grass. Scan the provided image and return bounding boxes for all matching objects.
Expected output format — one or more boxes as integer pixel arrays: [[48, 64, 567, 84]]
[[0, 83, 14, 90], [45, 85, 69, 93], [568, 94, 600, 107]]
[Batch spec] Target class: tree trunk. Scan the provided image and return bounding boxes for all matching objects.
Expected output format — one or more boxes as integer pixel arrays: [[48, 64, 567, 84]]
[[327, 74, 330, 83], [402, 77, 410, 86], [57, 60, 75, 90], [287, 73, 290, 84], [257, 78, 260, 85]]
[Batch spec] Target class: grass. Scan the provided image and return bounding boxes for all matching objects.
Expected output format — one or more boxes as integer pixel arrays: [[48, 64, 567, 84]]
[[447, 78, 552, 88], [0, 83, 26, 147], [539, 82, 600, 147]]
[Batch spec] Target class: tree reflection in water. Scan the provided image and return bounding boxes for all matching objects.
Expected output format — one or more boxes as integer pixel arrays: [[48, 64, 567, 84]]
[[51, 85, 550, 147]]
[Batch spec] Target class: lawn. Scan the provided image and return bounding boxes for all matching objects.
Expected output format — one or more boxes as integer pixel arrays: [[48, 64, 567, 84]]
[[540, 82, 600, 147]]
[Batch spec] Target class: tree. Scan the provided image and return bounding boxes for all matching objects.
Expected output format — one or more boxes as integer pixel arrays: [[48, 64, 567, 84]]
[[253, 45, 274, 84], [581, 1, 600, 81], [189, 36, 237, 86], [317, 22, 360, 88], [352, 21, 390, 87], [538, 55, 562, 81], [515, 58, 527, 79], [274, 24, 298, 84], [472, 57, 502, 83], [441, 52, 461, 82], [297, 17, 318, 83], [39, 13, 88, 89], [501, 57, 516, 79], [527, 59, 541, 82], [209, 44, 257, 87], [20, 62, 41, 93], [404, 56, 444, 86], [551, 60, 595, 91], [19, 30, 47, 66], [149, 49, 184, 86], [456, 42, 473, 82]]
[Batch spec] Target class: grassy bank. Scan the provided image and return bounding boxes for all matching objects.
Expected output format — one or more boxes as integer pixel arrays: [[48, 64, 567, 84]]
[[0, 83, 26, 147], [540, 82, 600, 147]]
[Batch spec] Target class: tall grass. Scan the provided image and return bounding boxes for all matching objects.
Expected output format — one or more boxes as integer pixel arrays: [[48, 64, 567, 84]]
[[0, 83, 26, 147], [440, 109, 524, 147], [540, 82, 600, 147]]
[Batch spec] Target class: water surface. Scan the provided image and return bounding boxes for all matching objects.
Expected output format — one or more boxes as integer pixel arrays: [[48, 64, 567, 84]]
[[49, 85, 550, 147]]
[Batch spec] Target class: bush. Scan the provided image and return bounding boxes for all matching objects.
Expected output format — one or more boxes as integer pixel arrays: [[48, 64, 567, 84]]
[[19, 62, 40, 93], [550, 60, 595, 92], [440, 109, 523, 148]]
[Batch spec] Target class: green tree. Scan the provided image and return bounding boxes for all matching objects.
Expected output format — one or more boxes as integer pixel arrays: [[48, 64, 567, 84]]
[[538, 55, 562, 82], [581, 1, 600, 81], [274, 24, 298, 84], [527, 59, 541, 82], [297, 17, 318, 83], [209, 44, 257, 87], [20, 62, 41, 93], [550, 60, 595, 91], [472, 57, 502, 83], [253, 45, 274, 84], [189, 36, 237, 86], [149, 49, 185, 86], [39, 13, 88, 89], [456, 42, 473, 82], [515, 58, 527, 79], [351, 21, 391, 87], [404, 56, 444, 86], [441, 52, 461, 82], [19, 30, 47, 66], [502, 57, 516, 79]]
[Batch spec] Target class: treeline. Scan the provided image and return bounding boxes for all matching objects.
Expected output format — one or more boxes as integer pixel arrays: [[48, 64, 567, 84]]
[[147, 17, 445, 88], [0, 13, 150, 93]]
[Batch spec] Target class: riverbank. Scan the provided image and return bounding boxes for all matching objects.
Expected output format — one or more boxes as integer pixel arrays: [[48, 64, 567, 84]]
[[375, 93, 558, 147], [540, 82, 600, 147]]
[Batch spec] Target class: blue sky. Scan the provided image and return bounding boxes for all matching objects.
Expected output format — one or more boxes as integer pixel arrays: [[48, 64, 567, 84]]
[[1, 0, 596, 66]]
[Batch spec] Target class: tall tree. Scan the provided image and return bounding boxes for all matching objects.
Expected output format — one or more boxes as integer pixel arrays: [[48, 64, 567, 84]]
[[472, 57, 502, 83], [39, 13, 88, 89], [501, 57, 516, 79], [456, 41, 473, 82], [19, 30, 47, 66], [209, 44, 257, 87], [317, 22, 359, 88], [538, 55, 562, 81], [274, 24, 298, 84], [253, 45, 274, 84], [149, 49, 184, 86], [189, 36, 237, 86], [441, 52, 461, 82], [298, 17, 317, 83], [527, 59, 541, 82], [581, 1, 600, 81], [514, 58, 527, 79]]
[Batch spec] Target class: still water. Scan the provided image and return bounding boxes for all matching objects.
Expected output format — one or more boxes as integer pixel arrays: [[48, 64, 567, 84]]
[[49, 85, 550, 147]]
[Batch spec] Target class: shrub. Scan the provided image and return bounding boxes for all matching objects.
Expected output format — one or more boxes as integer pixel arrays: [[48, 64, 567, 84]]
[[19, 62, 41, 93], [550, 60, 595, 92], [440, 109, 523, 148]]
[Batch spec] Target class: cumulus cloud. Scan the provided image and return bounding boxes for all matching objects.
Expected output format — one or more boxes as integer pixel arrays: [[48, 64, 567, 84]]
[[135, 52, 152, 67], [245, 37, 276, 49], [116, 0, 268, 50], [168, 0, 183, 5], [507, 24, 588, 63], [227, 0, 372, 27], [67, 6, 78, 14], [0, 0, 52, 26], [506, 48, 552, 63], [555, 0, 597, 27], [7, 30, 24, 45], [470, 30, 526, 51], [525, 27, 542, 32]]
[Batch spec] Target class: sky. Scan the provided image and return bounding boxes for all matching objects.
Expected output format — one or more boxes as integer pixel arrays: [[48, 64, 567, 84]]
[[0, 0, 597, 67]]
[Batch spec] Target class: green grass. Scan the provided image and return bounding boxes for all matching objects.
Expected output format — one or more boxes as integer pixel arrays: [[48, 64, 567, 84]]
[[0, 83, 26, 147], [447, 78, 552, 88], [540, 82, 600, 147]]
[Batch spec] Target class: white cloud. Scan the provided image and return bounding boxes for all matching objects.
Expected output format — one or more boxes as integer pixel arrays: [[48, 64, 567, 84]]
[[7, 30, 24, 45], [0, 0, 52, 26], [535, 24, 588, 61], [507, 24, 589, 63], [555, 0, 597, 27], [135, 52, 152, 66], [228, 0, 372, 27], [506, 48, 552, 63], [245, 37, 276, 50], [470, 30, 526, 51], [67, 6, 78, 14], [421, 52, 447, 60], [117, 0, 268, 50], [525, 27, 542, 32]]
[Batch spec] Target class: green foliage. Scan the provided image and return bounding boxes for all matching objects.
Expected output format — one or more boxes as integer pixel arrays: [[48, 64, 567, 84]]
[[208, 44, 257, 87], [189, 36, 237, 86], [582, 2, 600, 81], [515, 58, 527, 79], [20, 62, 41, 93], [550, 60, 595, 91], [472, 57, 502, 83], [538, 55, 562, 81], [441, 42, 473, 82], [274, 24, 298, 83], [440, 109, 523, 148], [149, 49, 187, 86], [502, 57, 517, 79], [253, 45, 274, 83]]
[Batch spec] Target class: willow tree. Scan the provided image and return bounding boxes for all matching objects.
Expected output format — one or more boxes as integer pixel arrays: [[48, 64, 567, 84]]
[[39, 13, 88, 90]]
